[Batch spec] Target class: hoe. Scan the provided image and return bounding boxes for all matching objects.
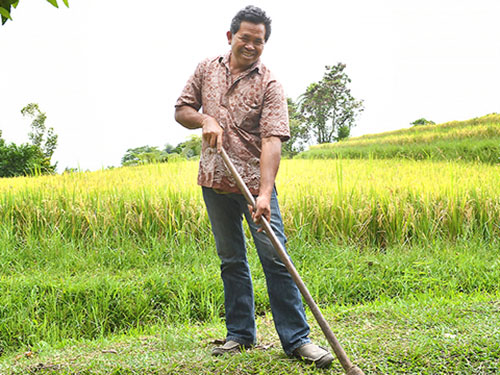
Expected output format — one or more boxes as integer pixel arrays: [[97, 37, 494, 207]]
[[220, 148, 365, 375]]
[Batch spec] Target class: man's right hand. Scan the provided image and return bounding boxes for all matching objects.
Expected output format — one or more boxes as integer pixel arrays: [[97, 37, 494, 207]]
[[175, 106, 223, 153], [201, 115, 223, 153]]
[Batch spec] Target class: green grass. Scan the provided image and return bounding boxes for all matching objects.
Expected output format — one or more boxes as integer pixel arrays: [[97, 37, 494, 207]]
[[0, 144, 499, 373], [0, 236, 498, 366], [1, 292, 498, 374], [298, 113, 500, 163]]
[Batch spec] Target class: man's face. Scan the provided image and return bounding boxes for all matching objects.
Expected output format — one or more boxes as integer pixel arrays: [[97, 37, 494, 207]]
[[227, 21, 266, 69]]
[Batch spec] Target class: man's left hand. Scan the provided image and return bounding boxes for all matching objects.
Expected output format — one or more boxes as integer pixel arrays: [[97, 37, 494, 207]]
[[248, 194, 271, 233]]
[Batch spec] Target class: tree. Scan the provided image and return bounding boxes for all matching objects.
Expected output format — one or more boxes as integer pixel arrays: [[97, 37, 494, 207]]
[[121, 135, 202, 168], [411, 118, 435, 126], [282, 98, 308, 158], [121, 136, 202, 167], [173, 134, 202, 159], [163, 143, 176, 154], [0, 103, 58, 177], [1, 0, 68, 25], [21, 103, 58, 173], [21, 103, 58, 160], [299, 63, 364, 144], [0, 139, 46, 177], [121, 145, 167, 166]]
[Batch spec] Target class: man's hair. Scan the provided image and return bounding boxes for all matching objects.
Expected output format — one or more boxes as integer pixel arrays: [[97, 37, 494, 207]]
[[230, 5, 272, 42]]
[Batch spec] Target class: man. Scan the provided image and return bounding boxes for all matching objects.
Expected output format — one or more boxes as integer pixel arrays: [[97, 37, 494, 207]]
[[174, 5, 334, 369]]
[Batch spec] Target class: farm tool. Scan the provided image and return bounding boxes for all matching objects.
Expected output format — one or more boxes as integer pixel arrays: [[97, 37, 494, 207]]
[[220, 148, 365, 375]]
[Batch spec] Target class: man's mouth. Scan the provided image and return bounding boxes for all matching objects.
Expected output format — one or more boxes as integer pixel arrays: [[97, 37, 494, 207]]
[[241, 50, 255, 58]]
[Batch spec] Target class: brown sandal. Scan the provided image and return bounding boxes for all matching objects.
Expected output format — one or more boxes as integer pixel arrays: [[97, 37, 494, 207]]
[[293, 343, 334, 369], [211, 340, 252, 356]]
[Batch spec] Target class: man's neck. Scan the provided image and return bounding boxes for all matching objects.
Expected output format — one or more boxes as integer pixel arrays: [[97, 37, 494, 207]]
[[229, 53, 253, 76]]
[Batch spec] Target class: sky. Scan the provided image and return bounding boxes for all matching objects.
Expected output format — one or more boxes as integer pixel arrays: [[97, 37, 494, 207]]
[[1, 0, 499, 171]]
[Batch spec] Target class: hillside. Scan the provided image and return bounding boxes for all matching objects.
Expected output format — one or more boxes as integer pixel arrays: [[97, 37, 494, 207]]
[[297, 113, 500, 163]]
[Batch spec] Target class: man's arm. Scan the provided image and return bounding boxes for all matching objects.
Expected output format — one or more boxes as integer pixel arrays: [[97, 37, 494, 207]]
[[174, 106, 223, 152], [250, 136, 282, 229]]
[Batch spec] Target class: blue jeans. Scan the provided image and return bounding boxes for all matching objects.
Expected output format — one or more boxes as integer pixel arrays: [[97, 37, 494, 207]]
[[202, 187, 311, 355]]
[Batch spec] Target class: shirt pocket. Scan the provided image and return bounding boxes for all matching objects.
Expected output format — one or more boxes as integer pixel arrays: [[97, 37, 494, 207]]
[[238, 94, 263, 134]]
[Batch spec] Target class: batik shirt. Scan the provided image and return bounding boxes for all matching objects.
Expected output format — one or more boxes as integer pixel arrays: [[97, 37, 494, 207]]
[[175, 52, 290, 195]]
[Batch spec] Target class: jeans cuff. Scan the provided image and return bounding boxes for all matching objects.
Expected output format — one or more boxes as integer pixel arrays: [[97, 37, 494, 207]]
[[286, 337, 311, 356]]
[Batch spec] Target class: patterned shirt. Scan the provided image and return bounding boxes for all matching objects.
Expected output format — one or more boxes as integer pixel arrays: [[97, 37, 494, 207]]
[[175, 52, 290, 195]]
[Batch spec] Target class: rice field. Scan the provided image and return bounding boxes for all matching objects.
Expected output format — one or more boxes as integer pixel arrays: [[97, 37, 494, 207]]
[[1, 158, 499, 246]]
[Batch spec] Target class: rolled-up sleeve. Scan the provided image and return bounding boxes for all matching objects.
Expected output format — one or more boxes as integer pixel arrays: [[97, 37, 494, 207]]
[[259, 80, 290, 142], [175, 59, 207, 111]]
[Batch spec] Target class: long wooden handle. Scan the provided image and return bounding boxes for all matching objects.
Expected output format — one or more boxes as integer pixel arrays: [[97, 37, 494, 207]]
[[220, 148, 364, 375]]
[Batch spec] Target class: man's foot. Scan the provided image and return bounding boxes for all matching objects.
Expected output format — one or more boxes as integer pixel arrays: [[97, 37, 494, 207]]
[[293, 343, 334, 369], [211, 340, 252, 356]]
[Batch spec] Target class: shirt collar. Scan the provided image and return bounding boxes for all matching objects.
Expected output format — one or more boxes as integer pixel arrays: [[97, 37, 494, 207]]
[[220, 51, 262, 75]]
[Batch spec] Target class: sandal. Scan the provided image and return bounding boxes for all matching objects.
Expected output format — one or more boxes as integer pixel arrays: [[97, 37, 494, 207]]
[[293, 343, 334, 369], [211, 340, 252, 356]]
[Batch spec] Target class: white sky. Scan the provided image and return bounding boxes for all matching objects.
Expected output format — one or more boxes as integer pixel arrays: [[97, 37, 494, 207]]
[[1, 0, 499, 171]]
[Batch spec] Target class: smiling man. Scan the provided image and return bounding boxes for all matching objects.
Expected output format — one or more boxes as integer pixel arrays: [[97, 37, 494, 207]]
[[174, 5, 334, 368]]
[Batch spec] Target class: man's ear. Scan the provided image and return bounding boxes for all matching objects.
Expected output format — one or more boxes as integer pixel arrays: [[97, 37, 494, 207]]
[[226, 31, 233, 45]]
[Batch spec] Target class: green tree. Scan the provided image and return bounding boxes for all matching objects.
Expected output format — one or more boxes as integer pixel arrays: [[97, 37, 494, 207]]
[[299, 63, 364, 144], [20, 103, 58, 173], [121, 145, 167, 166], [0, 139, 41, 177], [0, 103, 58, 177], [173, 134, 202, 159], [411, 118, 436, 126], [0, 123, 51, 177], [21, 103, 58, 160], [163, 143, 176, 154], [1, 0, 68, 25], [121, 136, 201, 167], [282, 98, 308, 158]]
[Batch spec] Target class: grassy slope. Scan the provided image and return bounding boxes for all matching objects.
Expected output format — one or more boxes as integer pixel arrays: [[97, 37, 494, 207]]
[[298, 113, 500, 163]]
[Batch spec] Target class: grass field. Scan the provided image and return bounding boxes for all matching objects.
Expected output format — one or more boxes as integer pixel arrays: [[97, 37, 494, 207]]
[[298, 113, 500, 163], [0, 156, 499, 374]]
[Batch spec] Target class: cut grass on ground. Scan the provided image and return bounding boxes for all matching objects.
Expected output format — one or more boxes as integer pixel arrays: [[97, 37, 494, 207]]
[[1, 292, 498, 375]]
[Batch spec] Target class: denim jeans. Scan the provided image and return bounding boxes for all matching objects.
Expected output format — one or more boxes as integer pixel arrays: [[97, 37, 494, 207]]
[[202, 187, 311, 355]]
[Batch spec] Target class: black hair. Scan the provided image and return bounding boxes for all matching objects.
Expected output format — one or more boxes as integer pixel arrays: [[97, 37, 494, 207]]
[[230, 5, 272, 42]]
